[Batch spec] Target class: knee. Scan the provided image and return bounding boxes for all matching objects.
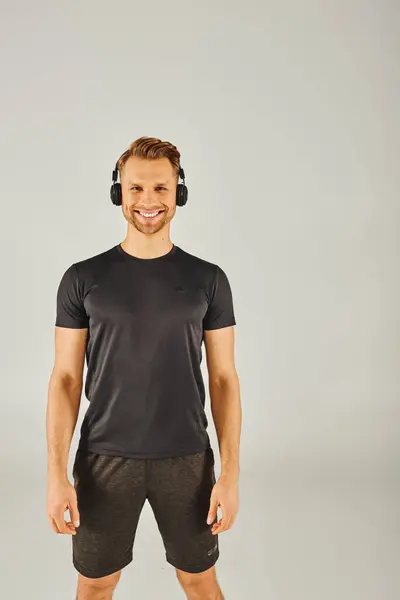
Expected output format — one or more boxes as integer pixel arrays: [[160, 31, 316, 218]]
[[76, 570, 121, 599], [176, 567, 219, 599]]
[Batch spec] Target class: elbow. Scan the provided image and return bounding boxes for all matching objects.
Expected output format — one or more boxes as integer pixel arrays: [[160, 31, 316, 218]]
[[50, 368, 83, 395], [209, 369, 239, 388]]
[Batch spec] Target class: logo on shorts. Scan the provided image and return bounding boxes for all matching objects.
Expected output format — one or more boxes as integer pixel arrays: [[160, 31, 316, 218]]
[[207, 543, 218, 556]]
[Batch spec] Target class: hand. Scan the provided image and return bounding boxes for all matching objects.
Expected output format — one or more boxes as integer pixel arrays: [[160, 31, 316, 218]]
[[46, 476, 80, 535], [206, 474, 239, 535]]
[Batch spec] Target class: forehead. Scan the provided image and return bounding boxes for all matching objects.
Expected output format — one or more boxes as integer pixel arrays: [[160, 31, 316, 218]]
[[122, 156, 175, 182]]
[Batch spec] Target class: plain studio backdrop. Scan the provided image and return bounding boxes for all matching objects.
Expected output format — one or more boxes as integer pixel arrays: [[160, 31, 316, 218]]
[[0, 1, 398, 599]]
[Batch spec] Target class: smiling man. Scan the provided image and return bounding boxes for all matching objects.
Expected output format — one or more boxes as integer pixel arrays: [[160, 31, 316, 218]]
[[46, 136, 241, 600]]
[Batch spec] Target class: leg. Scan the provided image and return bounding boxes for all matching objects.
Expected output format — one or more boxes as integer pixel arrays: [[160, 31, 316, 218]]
[[76, 570, 121, 600], [72, 450, 146, 579], [176, 565, 225, 600], [147, 448, 220, 574]]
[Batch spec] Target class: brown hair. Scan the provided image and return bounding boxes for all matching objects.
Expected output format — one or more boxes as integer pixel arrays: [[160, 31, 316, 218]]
[[116, 136, 181, 180]]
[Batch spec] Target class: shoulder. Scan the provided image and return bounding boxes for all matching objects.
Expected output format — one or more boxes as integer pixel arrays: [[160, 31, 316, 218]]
[[176, 247, 233, 291], [56, 246, 118, 293], [68, 246, 119, 279], [175, 246, 221, 279]]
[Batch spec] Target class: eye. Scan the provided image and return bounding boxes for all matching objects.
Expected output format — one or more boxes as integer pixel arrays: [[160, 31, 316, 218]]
[[130, 186, 140, 191], [156, 186, 167, 191]]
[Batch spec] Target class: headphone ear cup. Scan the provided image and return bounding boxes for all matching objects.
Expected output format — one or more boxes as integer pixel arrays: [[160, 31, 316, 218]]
[[176, 184, 188, 207], [110, 183, 122, 206]]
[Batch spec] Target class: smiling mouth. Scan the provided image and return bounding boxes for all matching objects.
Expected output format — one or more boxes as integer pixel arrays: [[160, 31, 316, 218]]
[[134, 209, 165, 219]]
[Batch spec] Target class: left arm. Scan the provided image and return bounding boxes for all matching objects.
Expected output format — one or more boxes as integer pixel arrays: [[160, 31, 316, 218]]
[[204, 325, 242, 534]]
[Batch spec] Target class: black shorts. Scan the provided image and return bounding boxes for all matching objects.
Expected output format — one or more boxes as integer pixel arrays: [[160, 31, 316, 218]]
[[71, 447, 219, 578]]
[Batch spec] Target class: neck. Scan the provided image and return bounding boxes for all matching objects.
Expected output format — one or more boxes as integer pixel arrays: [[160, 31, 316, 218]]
[[120, 229, 173, 259]]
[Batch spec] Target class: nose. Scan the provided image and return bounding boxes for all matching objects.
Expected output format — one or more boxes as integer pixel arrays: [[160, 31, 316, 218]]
[[133, 189, 163, 210], [139, 189, 160, 202]]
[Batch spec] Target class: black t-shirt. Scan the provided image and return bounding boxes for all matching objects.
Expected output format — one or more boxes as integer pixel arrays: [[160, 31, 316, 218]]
[[55, 243, 236, 459]]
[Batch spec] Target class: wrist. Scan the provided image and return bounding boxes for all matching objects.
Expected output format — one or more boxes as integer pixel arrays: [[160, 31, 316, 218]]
[[47, 464, 68, 483], [220, 467, 240, 483]]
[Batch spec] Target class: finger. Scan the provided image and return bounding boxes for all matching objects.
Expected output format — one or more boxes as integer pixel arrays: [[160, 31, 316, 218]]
[[211, 519, 223, 533], [211, 510, 223, 530], [54, 515, 72, 535], [211, 514, 222, 528], [207, 495, 219, 525], [65, 520, 77, 534], [214, 521, 228, 533], [211, 506, 224, 527], [68, 497, 80, 528], [65, 511, 77, 531], [49, 516, 60, 534], [213, 513, 231, 533]]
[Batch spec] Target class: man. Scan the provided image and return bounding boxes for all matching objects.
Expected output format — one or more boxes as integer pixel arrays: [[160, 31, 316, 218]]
[[46, 136, 241, 600]]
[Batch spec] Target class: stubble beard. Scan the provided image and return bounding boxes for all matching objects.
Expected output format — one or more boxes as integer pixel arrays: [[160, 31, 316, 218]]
[[125, 205, 174, 235]]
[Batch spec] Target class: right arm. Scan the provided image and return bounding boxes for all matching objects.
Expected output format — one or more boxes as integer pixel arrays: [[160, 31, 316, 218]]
[[46, 325, 87, 535], [46, 327, 87, 533], [46, 262, 89, 535]]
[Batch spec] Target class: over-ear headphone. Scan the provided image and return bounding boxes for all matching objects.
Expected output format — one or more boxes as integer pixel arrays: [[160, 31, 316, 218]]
[[110, 162, 188, 207]]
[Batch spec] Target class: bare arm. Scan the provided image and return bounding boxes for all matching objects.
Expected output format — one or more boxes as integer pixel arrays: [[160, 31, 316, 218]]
[[204, 325, 241, 533], [205, 325, 241, 479], [46, 326, 87, 534]]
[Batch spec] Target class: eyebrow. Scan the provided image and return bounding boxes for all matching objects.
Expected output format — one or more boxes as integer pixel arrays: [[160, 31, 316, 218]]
[[128, 181, 169, 186]]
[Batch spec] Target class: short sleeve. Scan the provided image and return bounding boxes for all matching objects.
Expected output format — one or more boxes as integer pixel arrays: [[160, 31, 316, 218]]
[[203, 264, 236, 331], [55, 263, 89, 329]]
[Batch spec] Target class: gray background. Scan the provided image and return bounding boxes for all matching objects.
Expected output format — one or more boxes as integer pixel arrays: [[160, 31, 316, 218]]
[[1, 1, 398, 598]]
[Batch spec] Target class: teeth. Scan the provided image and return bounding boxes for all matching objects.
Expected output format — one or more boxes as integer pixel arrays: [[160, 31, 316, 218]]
[[139, 211, 160, 217]]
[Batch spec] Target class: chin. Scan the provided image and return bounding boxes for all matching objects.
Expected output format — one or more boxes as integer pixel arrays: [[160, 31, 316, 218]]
[[133, 220, 166, 234]]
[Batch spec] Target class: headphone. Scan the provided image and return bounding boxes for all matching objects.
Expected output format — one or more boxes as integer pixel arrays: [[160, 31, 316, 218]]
[[110, 162, 188, 207]]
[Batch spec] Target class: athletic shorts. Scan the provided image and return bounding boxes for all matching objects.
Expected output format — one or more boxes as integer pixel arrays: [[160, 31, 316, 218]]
[[71, 447, 219, 578]]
